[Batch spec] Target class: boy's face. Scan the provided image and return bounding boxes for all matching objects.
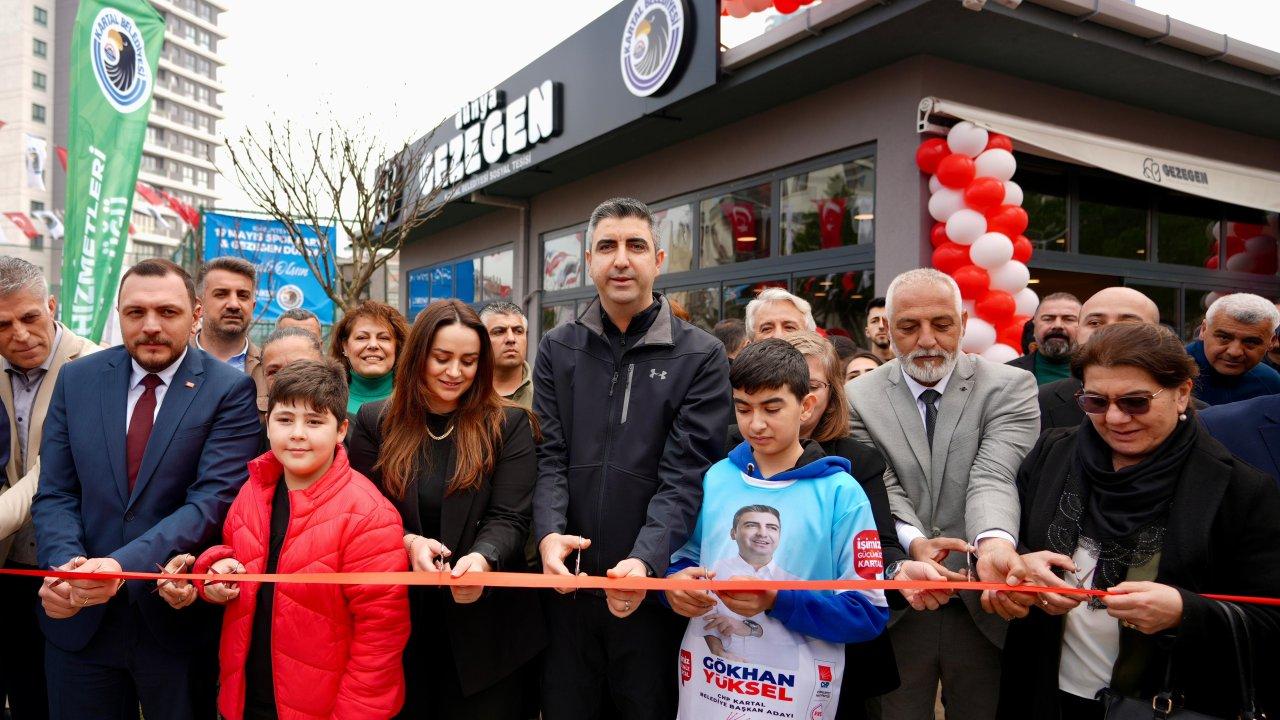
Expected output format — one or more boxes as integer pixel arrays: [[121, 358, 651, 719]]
[[733, 386, 817, 459], [731, 511, 780, 567], [267, 399, 348, 484]]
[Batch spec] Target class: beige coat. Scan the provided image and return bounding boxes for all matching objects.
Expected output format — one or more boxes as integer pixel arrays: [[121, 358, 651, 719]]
[[0, 327, 102, 561]]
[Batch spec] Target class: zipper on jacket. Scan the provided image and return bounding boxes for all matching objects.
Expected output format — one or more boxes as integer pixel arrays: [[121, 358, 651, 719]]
[[268, 486, 294, 718], [619, 364, 635, 424], [609, 370, 619, 397]]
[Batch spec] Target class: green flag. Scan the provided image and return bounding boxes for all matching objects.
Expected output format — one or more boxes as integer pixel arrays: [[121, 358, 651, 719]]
[[60, 0, 164, 341]]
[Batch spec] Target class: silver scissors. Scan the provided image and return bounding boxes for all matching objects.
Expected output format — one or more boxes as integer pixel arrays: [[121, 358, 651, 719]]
[[572, 541, 583, 596]]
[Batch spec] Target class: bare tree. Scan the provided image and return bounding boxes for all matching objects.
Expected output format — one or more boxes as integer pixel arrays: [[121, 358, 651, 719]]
[[225, 118, 446, 311]]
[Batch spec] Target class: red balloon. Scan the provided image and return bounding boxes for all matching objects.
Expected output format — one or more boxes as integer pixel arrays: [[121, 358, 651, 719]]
[[963, 177, 1005, 211], [952, 265, 990, 300], [932, 242, 971, 276], [1012, 235, 1033, 263], [1258, 255, 1279, 275], [930, 222, 949, 248], [1226, 235, 1245, 256], [986, 133, 1014, 152], [976, 290, 1016, 326], [987, 204, 1029, 237], [997, 315, 1029, 348], [915, 138, 950, 175], [1205, 255, 1220, 269], [935, 154, 976, 189], [774, 0, 801, 13]]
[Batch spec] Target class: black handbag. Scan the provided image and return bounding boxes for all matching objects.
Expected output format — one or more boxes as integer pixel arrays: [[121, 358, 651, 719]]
[[1096, 601, 1262, 720]]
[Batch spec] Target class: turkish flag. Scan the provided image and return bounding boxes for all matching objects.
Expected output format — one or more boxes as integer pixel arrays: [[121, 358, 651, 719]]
[[55, 146, 68, 171], [816, 197, 847, 249], [720, 200, 758, 254], [4, 212, 41, 240], [136, 181, 165, 205], [160, 190, 200, 229]]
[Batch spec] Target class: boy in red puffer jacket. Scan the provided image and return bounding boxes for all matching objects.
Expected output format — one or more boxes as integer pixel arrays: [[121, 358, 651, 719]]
[[162, 359, 409, 720]]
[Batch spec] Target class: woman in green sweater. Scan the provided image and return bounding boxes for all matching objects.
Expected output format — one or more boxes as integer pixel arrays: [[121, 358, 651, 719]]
[[330, 300, 410, 417]]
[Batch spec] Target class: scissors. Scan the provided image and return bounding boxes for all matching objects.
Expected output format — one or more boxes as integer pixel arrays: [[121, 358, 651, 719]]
[[572, 541, 582, 596]]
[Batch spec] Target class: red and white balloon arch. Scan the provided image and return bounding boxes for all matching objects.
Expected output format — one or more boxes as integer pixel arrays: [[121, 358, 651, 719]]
[[917, 123, 1035, 362], [720, 0, 817, 17]]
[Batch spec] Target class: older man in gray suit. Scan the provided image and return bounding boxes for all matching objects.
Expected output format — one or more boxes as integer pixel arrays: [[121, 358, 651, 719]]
[[846, 268, 1039, 720]]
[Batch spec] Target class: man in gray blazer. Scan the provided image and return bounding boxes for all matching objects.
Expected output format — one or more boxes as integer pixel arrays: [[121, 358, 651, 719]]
[[846, 268, 1039, 720]]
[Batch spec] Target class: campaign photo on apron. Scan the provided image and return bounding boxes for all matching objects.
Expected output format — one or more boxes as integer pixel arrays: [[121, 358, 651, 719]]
[[672, 442, 888, 720]]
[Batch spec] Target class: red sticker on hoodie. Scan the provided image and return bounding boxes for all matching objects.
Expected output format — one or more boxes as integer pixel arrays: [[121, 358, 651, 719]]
[[854, 530, 883, 579]]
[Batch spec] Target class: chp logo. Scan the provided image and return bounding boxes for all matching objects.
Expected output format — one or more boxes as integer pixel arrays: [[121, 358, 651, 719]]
[[620, 0, 687, 98], [90, 7, 153, 113]]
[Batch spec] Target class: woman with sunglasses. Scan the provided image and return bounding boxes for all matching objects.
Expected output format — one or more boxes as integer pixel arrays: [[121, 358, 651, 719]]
[[996, 322, 1280, 719]]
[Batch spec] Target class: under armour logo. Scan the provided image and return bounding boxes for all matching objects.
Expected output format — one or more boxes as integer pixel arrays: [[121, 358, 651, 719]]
[[650, 369, 668, 380]]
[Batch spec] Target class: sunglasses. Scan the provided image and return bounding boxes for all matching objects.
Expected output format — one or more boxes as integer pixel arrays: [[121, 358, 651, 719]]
[[1074, 388, 1165, 416]]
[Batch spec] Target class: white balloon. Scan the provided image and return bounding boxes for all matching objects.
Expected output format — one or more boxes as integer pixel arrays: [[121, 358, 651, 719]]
[[1014, 287, 1039, 317], [928, 188, 966, 222], [1002, 180, 1024, 207], [974, 149, 1017, 182], [962, 299, 976, 316], [961, 317, 997, 354], [970, 232, 1014, 269], [928, 174, 943, 194], [1226, 252, 1256, 273], [1245, 234, 1277, 257], [988, 261, 1030, 294], [982, 343, 1021, 364], [946, 209, 987, 246], [947, 121, 989, 159]]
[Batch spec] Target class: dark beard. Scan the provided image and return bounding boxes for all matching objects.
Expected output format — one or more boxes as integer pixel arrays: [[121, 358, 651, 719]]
[[1039, 336, 1073, 361]]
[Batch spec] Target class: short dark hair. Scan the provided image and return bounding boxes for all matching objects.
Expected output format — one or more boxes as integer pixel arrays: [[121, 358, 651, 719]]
[[733, 504, 780, 527], [119, 259, 196, 308], [730, 338, 810, 402], [586, 197, 657, 250], [712, 318, 747, 356], [480, 301, 525, 321], [267, 359, 348, 424], [196, 256, 256, 294], [1039, 292, 1081, 309], [262, 326, 322, 356], [278, 308, 319, 324], [828, 334, 859, 362], [1071, 322, 1199, 388], [848, 350, 884, 367], [868, 296, 887, 311], [329, 301, 409, 375]]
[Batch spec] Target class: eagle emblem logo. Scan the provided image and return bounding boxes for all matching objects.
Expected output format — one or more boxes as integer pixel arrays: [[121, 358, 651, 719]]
[[620, 0, 687, 98], [90, 8, 153, 113]]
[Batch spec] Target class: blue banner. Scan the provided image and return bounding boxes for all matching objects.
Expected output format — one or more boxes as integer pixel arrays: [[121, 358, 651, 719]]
[[203, 212, 336, 324]]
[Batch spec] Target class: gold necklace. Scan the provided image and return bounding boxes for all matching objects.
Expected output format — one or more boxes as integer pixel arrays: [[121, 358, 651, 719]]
[[427, 422, 454, 441]]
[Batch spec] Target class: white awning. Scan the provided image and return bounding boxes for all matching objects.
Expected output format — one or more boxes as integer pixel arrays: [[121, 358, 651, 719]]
[[919, 97, 1280, 213]]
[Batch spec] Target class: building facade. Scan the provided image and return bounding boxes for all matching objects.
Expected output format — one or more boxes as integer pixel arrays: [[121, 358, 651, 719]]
[[396, 0, 1280, 351]]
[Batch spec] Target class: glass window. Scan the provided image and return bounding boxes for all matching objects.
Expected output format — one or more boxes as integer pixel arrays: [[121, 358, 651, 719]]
[[453, 259, 478, 304], [481, 248, 514, 301], [793, 270, 874, 342], [1078, 174, 1148, 260], [429, 265, 453, 303], [722, 278, 787, 322], [1157, 194, 1219, 269], [1183, 289, 1215, 342], [665, 286, 718, 331], [653, 204, 694, 273], [543, 231, 583, 292], [1221, 213, 1277, 275], [1019, 162, 1068, 253], [542, 303, 576, 332], [1126, 284, 1178, 331], [32, 71, 46, 91], [30, 200, 45, 214], [31, 104, 46, 123], [700, 184, 770, 268], [781, 158, 875, 255], [33, 6, 48, 25], [33, 38, 47, 58]]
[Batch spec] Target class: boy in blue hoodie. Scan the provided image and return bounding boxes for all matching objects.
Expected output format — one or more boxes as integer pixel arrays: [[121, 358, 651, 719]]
[[665, 339, 889, 720]]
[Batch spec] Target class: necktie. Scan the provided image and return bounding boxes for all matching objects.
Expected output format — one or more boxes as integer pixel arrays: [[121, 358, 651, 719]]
[[919, 388, 941, 448], [126, 374, 163, 492]]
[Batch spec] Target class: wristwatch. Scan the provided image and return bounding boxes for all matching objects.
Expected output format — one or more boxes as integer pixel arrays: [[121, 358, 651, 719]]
[[742, 619, 764, 637], [884, 560, 905, 581]]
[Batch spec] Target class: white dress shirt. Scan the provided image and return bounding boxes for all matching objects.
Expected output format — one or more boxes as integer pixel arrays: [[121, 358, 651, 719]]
[[1058, 546, 1120, 699], [705, 554, 802, 669], [126, 349, 187, 428], [894, 364, 1017, 553]]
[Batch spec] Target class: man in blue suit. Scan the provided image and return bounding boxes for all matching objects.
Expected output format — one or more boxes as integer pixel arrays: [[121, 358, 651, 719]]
[[1200, 393, 1280, 484], [32, 259, 260, 720]]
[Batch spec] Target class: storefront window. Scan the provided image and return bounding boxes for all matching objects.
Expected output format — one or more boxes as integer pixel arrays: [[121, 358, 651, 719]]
[[1157, 195, 1218, 269], [542, 303, 576, 331], [792, 270, 874, 343], [1019, 163, 1068, 253], [430, 265, 453, 303], [453, 259, 479, 304], [781, 158, 875, 255], [1078, 175, 1148, 261], [722, 278, 787, 322], [1183, 289, 1214, 341], [666, 286, 718, 331], [1220, 212, 1277, 275], [481, 248, 514, 301], [701, 184, 771, 268], [1127, 283, 1178, 331], [654, 204, 694, 273], [543, 231, 583, 291]]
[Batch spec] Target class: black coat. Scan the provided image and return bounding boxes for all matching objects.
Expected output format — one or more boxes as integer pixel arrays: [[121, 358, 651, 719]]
[[725, 428, 905, 710], [347, 402, 547, 697], [1006, 352, 1037, 374], [998, 425, 1280, 719]]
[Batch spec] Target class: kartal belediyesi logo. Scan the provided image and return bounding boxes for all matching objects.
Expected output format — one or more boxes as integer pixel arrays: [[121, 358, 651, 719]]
[[91, 7, 152, 113], [620, 0, 687, 98]]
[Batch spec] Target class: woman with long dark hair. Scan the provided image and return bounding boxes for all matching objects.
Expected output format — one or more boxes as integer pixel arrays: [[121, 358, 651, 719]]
[[347, 299, 545, 718]]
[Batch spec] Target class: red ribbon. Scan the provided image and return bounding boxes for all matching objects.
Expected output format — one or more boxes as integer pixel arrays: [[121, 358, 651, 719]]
[[3, 567, 1278, 606]]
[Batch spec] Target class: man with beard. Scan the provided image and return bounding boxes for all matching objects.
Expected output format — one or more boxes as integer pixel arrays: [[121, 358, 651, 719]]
[[844, 268, 1038, 720], [193, 257, 266, 414], [1006, 293, 1080, 385], [32, 259, 261, 720], [864, 297, 894, 363]]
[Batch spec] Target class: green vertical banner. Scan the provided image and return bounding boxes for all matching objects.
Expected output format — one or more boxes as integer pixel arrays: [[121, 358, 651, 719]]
[[59, 0, 164, 341]]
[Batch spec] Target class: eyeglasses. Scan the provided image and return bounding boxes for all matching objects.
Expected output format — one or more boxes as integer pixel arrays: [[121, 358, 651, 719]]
[[1074, 388, 1165, 416], [809, 380, 830, 392]]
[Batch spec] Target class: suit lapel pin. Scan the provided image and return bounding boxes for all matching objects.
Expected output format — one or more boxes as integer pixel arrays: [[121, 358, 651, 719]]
[[184, 381, 196, 388]]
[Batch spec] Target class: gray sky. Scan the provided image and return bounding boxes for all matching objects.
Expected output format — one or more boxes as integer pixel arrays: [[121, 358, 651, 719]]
[[214, 0, 1278, 211]]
